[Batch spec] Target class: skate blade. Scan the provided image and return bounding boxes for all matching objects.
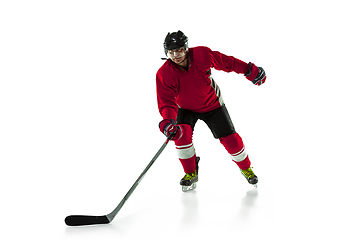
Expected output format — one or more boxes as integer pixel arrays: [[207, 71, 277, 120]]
[[182, 183, 197, 192]]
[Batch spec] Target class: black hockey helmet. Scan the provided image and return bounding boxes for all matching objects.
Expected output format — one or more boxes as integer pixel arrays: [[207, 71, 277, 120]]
[[163, 30, 188, 56]]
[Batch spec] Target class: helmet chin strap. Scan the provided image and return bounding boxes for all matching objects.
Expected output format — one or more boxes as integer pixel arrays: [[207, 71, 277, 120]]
[[179, 54, 188, 64]]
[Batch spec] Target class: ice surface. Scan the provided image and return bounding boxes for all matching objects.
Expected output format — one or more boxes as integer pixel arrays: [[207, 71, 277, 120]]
[[1, 0, 359, 239]]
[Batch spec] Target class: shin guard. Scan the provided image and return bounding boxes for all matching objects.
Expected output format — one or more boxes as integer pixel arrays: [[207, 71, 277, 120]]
[[175, 124, 196, 173], [220, 133, 251, 170]]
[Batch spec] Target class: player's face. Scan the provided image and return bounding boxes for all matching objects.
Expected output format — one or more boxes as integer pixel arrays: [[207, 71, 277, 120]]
[[168, 47, 186, 65]]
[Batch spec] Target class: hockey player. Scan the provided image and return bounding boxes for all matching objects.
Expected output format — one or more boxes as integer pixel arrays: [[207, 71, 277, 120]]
[[156, 31, 266, 191]]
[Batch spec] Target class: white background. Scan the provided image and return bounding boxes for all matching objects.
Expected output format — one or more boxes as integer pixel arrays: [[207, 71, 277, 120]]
[[1, 0, 359, 239]]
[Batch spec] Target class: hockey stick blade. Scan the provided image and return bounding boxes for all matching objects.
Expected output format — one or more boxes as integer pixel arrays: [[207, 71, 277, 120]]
[[65, 138, 171, 227], [65, 215, 110, 226]]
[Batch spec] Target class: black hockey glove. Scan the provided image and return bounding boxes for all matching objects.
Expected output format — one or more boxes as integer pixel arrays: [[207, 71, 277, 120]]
[[245, 62, 267, 86]]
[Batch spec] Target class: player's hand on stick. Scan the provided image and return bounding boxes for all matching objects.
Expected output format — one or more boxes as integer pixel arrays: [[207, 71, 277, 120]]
[[159, 119, 183, 140]]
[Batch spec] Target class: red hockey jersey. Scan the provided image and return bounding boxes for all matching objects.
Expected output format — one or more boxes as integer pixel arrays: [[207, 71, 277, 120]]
[[156, 46, 249, 120]]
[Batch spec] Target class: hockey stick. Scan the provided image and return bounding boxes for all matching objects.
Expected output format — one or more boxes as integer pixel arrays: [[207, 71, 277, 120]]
[[65, 137, 172, 226]]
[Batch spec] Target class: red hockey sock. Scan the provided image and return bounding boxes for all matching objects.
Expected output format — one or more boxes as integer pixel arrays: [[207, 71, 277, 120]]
[[233, 157, 251, 170], [174, 124, 196, 174], [179, 155, 197, 173], [220, 133, 251, 170]]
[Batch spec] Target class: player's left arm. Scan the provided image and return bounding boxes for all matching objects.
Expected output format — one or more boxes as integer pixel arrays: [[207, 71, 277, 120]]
[[208, 47, 266, 86]]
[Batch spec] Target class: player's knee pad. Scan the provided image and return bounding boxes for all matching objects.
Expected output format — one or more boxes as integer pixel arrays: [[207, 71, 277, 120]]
[[220, 133, 248, 162]]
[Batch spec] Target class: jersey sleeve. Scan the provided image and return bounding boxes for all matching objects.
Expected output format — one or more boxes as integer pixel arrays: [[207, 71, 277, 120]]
[[156, 66, 178, 120], [206, 47, 249, 74]]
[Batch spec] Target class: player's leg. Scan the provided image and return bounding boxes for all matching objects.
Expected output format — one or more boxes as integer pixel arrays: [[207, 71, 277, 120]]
[[176, 109, 199, 191], [203, 105, 258, 185]]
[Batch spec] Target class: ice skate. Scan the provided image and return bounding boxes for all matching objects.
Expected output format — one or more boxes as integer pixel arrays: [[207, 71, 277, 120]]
[[180, 157, 199, 192], [241, 167, 258, 188]]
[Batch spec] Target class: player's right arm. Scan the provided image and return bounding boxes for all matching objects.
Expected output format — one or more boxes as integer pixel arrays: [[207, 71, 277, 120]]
[[156, 64, 183, 140], [156, 64, 178, 120]]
